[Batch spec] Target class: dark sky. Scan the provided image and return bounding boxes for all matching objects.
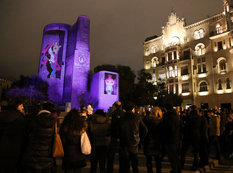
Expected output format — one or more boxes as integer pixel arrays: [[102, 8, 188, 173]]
[[0, 0, 222, 79]]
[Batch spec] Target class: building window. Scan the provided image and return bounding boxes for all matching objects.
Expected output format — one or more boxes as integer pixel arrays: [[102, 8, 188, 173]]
[[151, 57, 159, 67], [169, 84, 174, 94], [197, 57, 206, 74], [194, 29, 205, 39], [168, 52, 172, 61], [218, 41, 223, 50], [218, 79, 222, 90], [195, 43, 205, 56], [151, 46, 157, 54], [174, 65, 178, 77], [216, 24, 222, 34], [199, 82, 208, 92], [219, 59, 226, 74], [169, 66, 173, 78], [183, 49, 190, 60], [181, 66, 189, 76], [182, 83, 189, 93], [175, 83, 178, 94], [162, 57, 165, 65], [226, 78, 231, 89], [174, 51, 177, 59], [153, 69, 156, 85]]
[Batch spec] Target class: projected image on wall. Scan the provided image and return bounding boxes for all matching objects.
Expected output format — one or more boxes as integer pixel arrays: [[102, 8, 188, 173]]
[[104, 73, 117, 95], [41, 41, 62, 78]]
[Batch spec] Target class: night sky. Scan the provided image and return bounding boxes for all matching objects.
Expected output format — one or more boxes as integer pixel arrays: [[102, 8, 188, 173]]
[[0, 0, 222, 79]]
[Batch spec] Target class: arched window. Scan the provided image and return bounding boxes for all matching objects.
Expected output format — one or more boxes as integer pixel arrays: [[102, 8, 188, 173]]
[[199, 29, 204, 38], [218, 79, 222, 90], [195, 43, 205, 56], [144, 48, 150, 56], [199, 81, 208, 92], [194, 29, 205, 40], [151, 57, 159, 67], [219, 60, 226, 74], [169, 66, 173, 78], [194, 30, 199, 39], [151, 46, 157, 54], [216, 24, 222, 34], [226, 78, 231, 89]]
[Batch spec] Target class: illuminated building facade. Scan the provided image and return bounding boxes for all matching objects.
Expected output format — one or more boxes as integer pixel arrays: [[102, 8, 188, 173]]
[[143, 0, 233, 109]]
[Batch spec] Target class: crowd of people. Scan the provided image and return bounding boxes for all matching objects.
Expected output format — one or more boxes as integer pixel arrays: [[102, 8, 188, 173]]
[[0, 99, 233, 173]]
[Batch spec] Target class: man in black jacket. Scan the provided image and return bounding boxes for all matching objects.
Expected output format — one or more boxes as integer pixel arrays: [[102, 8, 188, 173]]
[[22, 101, 55, 173], [162, 104, 181, 173], [107, 101, 124, 173], [119, 102, 148, 173], [0, 99, 27, 173]]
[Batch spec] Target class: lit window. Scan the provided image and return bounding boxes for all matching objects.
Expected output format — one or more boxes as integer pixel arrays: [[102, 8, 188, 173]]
[[199, 29, 204, 38], [216, 24, 222, 34], [174, 65, 178, 77], [151, 46, 157, 54], [218, 79, 222, 90], [151, 57, 159, 67], [145, 48, 150, 56], [219, 59, 226, 74], [197, 57, 207, 74], [199, 82, 208, 92], [195, 43, 205, 56], [194, 30, 199, 39], [226, 78, 231, 89], [169, 66, 173, 78], [153, 70, 157, 85]]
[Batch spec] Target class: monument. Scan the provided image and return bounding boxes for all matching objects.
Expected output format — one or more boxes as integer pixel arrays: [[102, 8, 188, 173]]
[[38, 16, 119, 110]]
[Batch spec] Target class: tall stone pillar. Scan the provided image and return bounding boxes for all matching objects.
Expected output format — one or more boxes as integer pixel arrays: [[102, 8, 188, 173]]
[[64, 16, 90, 108]]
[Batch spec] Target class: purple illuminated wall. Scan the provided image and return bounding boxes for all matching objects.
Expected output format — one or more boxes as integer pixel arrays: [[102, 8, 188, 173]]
[[38, 23, 70, 104], [63, 16, 90, 108], [90, 71, 119, 112]]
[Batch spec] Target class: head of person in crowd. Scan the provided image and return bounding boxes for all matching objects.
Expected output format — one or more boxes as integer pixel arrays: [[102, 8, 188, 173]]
[[227, 110, 233, 122], [95, 109, 105, 116], [150, 106, 163, 119], [61, 109, 87, 136], [123, 102, 135, 113], [113, 101, 122, 111], [197, 108, 204, 116], [87, 103, 93, 115], [7, 98, 25, 115], [164, 104, 174, 112], [40, 101, 55, 113]]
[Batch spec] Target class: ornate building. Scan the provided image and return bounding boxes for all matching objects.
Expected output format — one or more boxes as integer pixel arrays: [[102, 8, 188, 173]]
[[143, 0, 233, 109]]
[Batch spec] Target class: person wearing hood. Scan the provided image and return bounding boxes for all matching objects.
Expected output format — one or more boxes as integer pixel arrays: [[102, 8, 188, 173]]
[[22, 101, 56, 173], [143, 107, 163, 173], [0, 99, 27, 173], [89, 109, 111, 173]]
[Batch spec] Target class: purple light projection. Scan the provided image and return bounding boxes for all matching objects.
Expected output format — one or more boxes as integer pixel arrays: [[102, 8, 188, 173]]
[[90, 71, 119, 112], [38, 23, 70, 104], [63, 16, 90, 109]]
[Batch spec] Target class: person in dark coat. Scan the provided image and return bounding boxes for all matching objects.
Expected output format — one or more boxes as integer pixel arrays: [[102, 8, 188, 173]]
[[119, 102, 148, 173], [89, 109, 111, 173], [198, 109, 209, 168], [181, 105, 202, 171], [0, 99, 27, 173], [22, 101, 56, 173], [106, 101, 125, 173], [59, 109, 88, 173], [143, 107, 163, 173], [162, 104, 181, 173]]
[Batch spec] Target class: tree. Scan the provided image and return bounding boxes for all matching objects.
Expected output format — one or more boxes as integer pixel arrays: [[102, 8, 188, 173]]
[[133, 69, 157, 106]]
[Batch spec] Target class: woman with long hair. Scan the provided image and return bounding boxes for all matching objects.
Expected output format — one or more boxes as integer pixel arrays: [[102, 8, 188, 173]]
[[59, 109, 88, 173]]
